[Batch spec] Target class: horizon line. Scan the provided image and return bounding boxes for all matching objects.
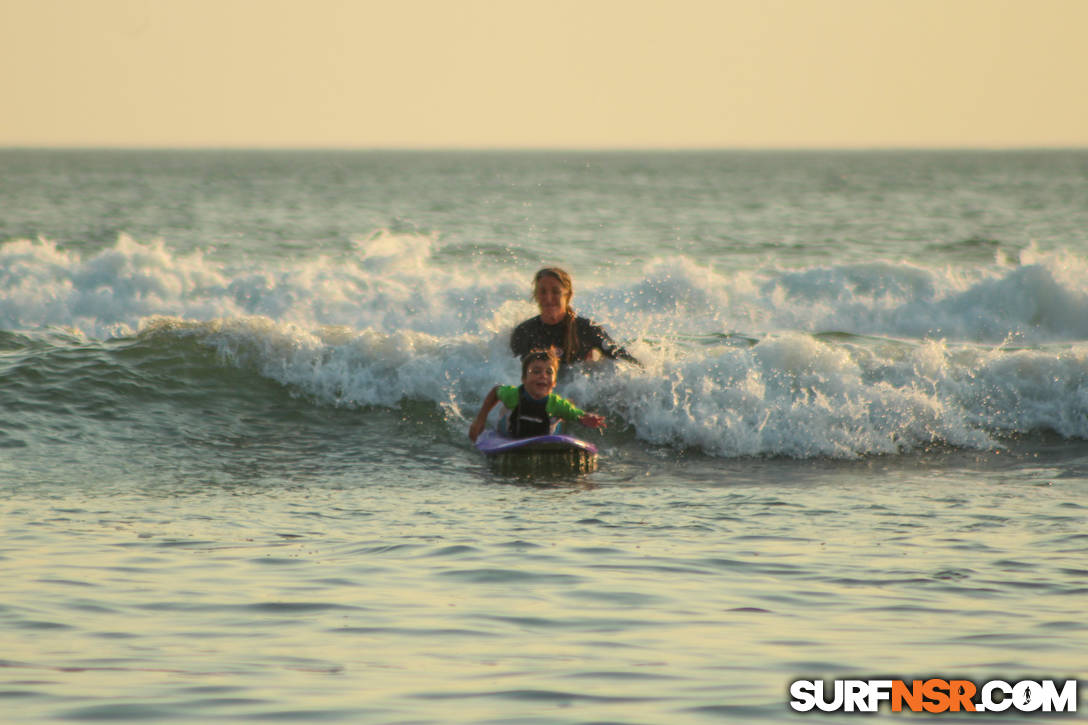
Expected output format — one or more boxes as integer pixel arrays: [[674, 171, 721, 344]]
[[3, 143, 1087, 153]]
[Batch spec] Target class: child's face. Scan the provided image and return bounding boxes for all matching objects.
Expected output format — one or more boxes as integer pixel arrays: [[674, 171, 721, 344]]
[[523, 360, 557, 399]]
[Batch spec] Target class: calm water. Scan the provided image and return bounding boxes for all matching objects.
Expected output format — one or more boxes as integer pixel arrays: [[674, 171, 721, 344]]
[[1, 149, 1086, 722]]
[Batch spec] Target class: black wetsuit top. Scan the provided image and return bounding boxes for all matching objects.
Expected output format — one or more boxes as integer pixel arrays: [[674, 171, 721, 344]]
[[506, 385, 553, 438], [510, 315, 639, 365]]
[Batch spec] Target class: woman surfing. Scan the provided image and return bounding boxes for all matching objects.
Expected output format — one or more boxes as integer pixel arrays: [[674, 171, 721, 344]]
[[510, 267, 640, 369]]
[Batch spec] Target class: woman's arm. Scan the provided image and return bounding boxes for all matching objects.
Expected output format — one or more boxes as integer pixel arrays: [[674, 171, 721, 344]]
[[579, 318, 641, 366]]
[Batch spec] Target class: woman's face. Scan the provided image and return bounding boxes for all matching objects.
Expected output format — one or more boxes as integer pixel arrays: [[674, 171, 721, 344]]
[[534, 275, 571, 325]]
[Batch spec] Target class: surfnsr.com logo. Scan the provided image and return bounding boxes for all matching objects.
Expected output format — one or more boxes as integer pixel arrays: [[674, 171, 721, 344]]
[[789, 679, 1078, 714]]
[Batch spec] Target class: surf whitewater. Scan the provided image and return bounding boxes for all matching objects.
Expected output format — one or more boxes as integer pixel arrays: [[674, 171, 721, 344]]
[[3, 233, 1088, 458]]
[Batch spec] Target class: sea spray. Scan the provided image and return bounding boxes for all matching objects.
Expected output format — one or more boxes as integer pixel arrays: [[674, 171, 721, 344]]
[[5, 235, 1088, 457]]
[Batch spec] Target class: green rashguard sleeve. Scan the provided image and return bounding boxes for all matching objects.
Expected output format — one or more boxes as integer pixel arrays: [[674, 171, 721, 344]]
[[545, 393, 585, 422], [496, 385, 520, 410]]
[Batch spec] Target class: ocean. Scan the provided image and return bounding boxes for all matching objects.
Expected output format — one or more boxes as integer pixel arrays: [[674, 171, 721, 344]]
[[1, 149, 1086, 723]]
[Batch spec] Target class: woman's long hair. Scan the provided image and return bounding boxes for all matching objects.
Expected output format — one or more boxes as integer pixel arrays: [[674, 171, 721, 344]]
[[533, 267, 578, 363]]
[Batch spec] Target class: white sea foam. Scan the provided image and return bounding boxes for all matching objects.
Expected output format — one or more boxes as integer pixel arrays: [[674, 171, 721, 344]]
[[5, 234, 1088, 457]]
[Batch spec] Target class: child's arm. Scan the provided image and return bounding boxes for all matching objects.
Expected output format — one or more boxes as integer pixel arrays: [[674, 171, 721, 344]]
[[548, 393, 607, 431], [578, 412, 606, 429], [468, 386, 501, 442]]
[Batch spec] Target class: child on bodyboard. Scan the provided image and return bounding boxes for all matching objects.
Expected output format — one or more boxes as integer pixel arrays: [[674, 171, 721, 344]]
[[468, 349, 606, 442]]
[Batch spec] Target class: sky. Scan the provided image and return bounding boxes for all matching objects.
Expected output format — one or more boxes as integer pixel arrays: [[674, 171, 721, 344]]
[[2, 0, 1087, 149]]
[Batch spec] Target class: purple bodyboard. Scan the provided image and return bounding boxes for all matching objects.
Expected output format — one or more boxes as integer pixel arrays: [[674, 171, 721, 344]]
[[475, 430, 598, 456]]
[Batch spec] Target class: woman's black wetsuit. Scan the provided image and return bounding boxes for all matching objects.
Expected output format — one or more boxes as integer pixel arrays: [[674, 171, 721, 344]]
[[510, 315, 638, 364]]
